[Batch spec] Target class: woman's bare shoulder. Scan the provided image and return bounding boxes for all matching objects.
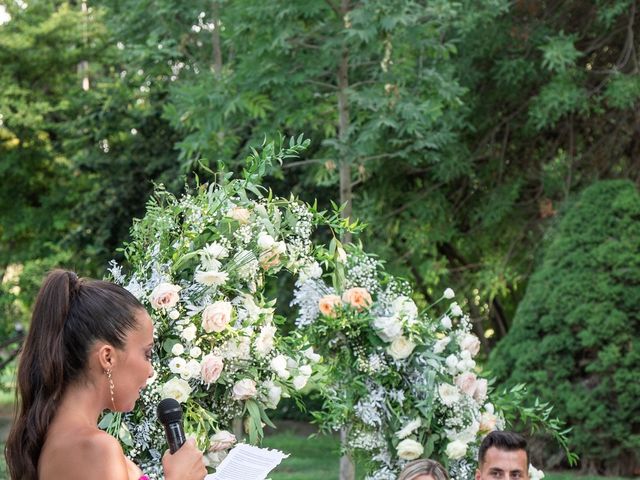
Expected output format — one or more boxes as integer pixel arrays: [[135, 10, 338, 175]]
[[40, 428, 128, 480]]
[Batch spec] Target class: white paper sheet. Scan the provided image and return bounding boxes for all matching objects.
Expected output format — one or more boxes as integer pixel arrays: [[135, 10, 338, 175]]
[[204, 443, 289, 480]]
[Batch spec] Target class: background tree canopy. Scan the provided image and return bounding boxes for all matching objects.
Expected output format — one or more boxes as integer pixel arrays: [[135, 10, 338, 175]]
[[0, 0, 638, 472]]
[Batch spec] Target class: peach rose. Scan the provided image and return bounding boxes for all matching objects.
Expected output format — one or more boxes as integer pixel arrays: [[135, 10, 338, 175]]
[[227, 206, 251, 224], [202, 301, 233, 333], [318, 294, 342, 318], [201, 354, 224, 384], [341, 287, 372, 311], [480, 411, 497, 433], [149, 283, 181, 310]]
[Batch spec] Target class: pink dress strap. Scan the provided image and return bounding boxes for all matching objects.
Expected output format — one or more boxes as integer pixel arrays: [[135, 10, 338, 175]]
[[139, 476, 150, 480]]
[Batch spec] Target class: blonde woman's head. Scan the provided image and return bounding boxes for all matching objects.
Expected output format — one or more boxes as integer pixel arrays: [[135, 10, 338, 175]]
[[397, 459, 450, 480]]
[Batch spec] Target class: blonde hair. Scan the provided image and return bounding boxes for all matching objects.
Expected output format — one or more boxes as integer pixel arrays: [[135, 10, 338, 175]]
[[397, 459, 450, 480]]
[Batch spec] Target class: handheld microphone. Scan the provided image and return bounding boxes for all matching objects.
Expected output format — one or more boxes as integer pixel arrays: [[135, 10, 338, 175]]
[[157, 398, 186, 454]]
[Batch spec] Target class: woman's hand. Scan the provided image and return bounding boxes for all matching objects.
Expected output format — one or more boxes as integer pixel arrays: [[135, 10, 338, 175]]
[[162, 438, 207, 480]]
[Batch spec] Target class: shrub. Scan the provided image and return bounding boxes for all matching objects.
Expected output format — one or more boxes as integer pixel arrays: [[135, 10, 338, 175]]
[[489, 180, 640, 475]]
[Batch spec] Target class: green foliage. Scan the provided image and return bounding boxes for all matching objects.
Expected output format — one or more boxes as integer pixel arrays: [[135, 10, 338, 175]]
[[489, 180, 640, 474]]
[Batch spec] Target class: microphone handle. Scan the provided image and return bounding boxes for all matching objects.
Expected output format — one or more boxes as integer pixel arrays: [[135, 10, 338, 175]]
[[164, 421, 186, 454]]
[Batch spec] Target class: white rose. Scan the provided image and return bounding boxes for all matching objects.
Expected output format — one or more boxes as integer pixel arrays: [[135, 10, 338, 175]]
[[262, 381, 282, 409], [446, 439, 468, 460], [202, 301, 233, 333], [171, 343, 185, 356], [181, 324, 197, 342], [168, 309, 180, 320], [232, 379, 257, 400], [200, 354, 224, 384], [394, 418, 421, 439], [443, 288, 455, 299], [150, 283, 181, 310], [396, 438, 424, 460], [257, 232, 275, 250], [202, 242, 228, 260], [190, 346, 202, 358], [450, 302, 463, 317], [169, 357, 186, 374], [292, 375, 309, 390], [460, 333, 481, 357], [254, 324, 277, 357], [433, 336, 451, 354], [181, 359, 201, 380], [455, 372, 478, 396], [387, 336, 416, 360], [298, 364, 312, 376], [372, 315, 403, 342], [392, 296, 418, 322], [441, 315, 452, 330], [195, 269, 229, 287], [209, 430, 236, 452], [303, 347, 321, 363], [529, 465, 545, 480], [438, 383, 460, 407], [270, 355, 290, 379], [161, 377, 192, 403]]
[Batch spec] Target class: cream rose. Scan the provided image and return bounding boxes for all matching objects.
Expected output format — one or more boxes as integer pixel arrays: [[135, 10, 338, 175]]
[[342, 287, 372, 310], [202, 301, 233, 333], [480, 411, 497, 433], [318, 294, 342, 318], [209, 430, 237, 452], [150, 283, 181, 310], [201, 354, 224, 384], [232, 378, 257, 400], [438, 383, 460, 407], [257, 233, 275, 250], [387, 336, 416, 360], [445, 439, 468, 460], [181, 324, 197, 342], [227, 206, 251, 224], [161, 377, 192, 403], [396, 438, 424, 460]]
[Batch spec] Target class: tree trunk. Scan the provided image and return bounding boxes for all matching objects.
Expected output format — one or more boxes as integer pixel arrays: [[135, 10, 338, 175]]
[[211, 1, 223, 76], [339, 427, 355, 480], [337, 0, 352, 245]]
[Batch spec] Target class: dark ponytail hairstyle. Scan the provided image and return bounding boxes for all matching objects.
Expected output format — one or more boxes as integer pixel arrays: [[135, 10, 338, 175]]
[[5, 269, 145, 480]]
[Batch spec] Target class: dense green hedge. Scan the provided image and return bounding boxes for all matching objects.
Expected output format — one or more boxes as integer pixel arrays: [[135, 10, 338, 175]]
[[489, 180, 640, 475]]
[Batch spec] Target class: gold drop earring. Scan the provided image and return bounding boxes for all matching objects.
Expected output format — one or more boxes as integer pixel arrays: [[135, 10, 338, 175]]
[[106, 368, 116, 410]]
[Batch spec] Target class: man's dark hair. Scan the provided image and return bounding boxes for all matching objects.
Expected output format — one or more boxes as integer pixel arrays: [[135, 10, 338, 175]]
[[478, 431, 529, 467]]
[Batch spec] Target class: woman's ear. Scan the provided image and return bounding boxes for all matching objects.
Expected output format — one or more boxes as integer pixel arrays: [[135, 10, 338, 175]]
[[96, 342, 117, 371]]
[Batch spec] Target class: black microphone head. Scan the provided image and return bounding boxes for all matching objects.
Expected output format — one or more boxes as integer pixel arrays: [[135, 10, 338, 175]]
[[157, 398, 183, 425]]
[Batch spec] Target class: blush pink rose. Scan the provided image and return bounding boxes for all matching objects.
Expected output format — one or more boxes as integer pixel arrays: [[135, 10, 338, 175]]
[[200, 354, 224, 384], [455, 372, 478, 396], [202, 301, 233, 333], [149, 283, 181, 310]]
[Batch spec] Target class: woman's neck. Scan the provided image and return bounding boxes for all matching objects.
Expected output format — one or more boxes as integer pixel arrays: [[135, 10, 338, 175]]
[[54, 380, 110, 427]]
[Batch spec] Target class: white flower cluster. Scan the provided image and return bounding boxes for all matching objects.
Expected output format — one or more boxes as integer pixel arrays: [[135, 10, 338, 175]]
[[294, 247, 503, 480], [108, 180, 324, 469]]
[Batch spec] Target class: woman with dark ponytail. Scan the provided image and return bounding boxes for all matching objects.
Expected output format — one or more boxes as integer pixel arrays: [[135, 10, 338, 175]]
[[5, 270, 206, 480]]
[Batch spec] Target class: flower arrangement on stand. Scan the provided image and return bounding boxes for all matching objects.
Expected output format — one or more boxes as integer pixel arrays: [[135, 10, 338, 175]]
[[292, 244, 573, 480], [104, 137, 327, 477]]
